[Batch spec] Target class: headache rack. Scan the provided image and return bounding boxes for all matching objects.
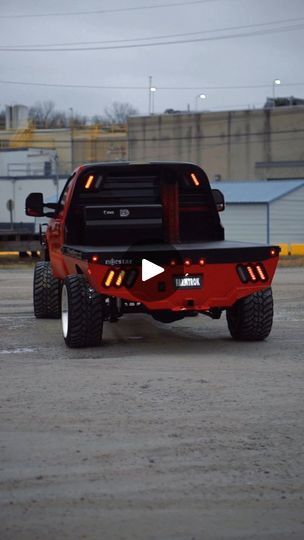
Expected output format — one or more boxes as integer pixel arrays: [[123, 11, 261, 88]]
[[65, 164, 222, 246], [79, 173, 161, 204]]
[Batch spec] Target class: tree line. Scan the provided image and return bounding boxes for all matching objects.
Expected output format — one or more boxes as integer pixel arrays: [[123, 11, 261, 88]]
[[0, 100, 139, 129]]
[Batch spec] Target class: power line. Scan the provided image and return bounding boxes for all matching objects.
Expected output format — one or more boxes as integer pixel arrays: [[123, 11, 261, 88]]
[[161, 83, 304, 89], [1, 21, 304, 52], [1, 16, 303, 49], [128, 127, 304, 142], [0, 0, 224, 19], [0, 80, 147, 89], [2, 128, 303, 144], [0, 78, 303, 91]]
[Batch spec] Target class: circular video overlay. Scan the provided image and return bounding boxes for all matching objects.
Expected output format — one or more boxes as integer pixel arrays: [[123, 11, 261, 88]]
[[122, 241, 201, 303]]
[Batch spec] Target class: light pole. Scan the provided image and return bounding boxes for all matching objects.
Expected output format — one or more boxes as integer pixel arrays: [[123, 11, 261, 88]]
[[272, 79, 281, 100], [148, 76, 157, 114], [150, 86, 156, 114], [195, 93, 207, 111]]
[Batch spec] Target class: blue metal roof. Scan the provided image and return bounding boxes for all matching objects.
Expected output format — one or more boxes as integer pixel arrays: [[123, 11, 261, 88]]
[[46, 179, 304, 205], [215, 180, 304, 204]]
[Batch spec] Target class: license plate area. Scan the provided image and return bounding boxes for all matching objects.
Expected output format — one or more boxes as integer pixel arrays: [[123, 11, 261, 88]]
[[173, 274, 203, 289]]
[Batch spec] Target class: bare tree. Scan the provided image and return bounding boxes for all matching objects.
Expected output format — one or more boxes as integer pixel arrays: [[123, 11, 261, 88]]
[[91, 115, 104, 126], [70, 113, 88, 127], [29, 100, 58, 128], [103, 102, 138, 124], [28, 101, 88, 128]]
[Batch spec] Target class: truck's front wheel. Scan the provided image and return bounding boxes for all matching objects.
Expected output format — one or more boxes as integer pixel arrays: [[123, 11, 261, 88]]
[[61, 275, 104, 348], [33, 261, 61, 319], [226, 287, 273, 341]]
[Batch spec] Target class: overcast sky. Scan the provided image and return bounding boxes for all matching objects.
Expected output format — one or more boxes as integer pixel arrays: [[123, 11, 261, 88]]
[[0, 0, 304, 118]]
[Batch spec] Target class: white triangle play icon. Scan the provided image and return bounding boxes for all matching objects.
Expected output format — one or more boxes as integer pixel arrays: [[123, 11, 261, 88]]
[[142, 258, 165, 282]]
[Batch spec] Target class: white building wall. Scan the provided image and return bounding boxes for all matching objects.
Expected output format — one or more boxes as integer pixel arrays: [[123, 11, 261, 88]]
[[0, 178, 67, 227], [0, 180, 14, 225], [0, 148, 57, 177], [220, 204, 268, 243], [270, 186, 304, 243], [0, 150, 27, 176]]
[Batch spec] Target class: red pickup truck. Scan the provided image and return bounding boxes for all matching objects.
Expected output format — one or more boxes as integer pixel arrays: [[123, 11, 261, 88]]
[[26, 161, 280, 348]]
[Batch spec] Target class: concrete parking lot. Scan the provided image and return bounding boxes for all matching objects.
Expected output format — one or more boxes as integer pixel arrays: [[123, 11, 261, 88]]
[[0, 265, 303, 540]]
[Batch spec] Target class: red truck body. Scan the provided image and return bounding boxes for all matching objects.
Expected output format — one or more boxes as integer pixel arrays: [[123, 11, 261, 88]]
[[26, 161, 280, 347]]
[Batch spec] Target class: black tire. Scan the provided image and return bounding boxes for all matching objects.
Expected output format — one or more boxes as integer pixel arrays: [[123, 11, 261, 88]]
[[33, 261, 62, 319], [226, 287, 273, 341], [61, 275, 104, 348]]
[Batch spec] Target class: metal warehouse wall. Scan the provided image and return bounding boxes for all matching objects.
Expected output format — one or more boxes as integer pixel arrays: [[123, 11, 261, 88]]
[[220, 204, 268, 243], [270, 186, 304, 243]]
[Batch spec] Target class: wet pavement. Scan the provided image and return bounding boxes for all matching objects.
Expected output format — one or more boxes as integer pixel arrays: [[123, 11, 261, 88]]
[[0, 266, 304, 540]]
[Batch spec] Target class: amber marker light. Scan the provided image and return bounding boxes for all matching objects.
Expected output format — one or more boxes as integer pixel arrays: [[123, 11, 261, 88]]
[[125, 269, 137, 288], [115, 270, 126, 287], [270, 248, 277, 257], [85, 174, 94, 189], [104, 270, 115, 287], [190, 173, 200, 187]]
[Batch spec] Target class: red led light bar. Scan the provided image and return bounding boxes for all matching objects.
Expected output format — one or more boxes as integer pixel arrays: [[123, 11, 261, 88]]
[[236, 263, 268, 284]]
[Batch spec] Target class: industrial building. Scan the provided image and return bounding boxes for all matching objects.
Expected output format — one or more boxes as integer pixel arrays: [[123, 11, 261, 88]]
[[0, 147, 57, 177], [1, 103, 304, 247], [0, 110, 127, 231], [0, 123, 127, 176], [128, 105, 304, 181], [0, 146, 65, 230]]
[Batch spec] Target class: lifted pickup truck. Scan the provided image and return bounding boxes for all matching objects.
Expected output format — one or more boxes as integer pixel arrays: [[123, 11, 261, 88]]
[[26, 161, 280, 348]]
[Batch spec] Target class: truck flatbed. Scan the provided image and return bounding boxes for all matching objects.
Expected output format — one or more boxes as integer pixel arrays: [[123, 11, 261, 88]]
[[62, 240, 277, 264]]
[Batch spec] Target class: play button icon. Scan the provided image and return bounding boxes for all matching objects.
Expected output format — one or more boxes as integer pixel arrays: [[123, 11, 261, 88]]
[[124, 240, 184, 302], [142, 258, 164, 282]]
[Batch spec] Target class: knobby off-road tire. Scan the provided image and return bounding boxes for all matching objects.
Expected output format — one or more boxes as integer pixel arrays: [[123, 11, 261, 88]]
[[61, 275, 104, 348], [33, 261, 62, 319], [226, 287, 273, 341]]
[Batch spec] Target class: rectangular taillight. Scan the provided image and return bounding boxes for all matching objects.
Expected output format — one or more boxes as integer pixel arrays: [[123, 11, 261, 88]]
[[103, 268, 138, 289], [236, 263, 268, 284]]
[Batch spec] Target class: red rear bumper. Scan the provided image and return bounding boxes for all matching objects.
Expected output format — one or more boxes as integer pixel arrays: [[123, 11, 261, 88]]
[[85, 256, 279, 312]]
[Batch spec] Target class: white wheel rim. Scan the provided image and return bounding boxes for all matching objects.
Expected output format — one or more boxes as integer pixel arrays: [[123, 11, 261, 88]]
[[61, 284, 69, 338]]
